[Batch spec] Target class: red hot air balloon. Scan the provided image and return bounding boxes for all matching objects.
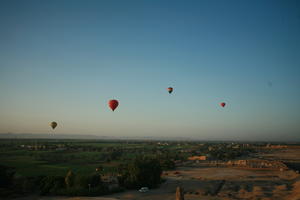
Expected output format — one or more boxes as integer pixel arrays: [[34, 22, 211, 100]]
[[220, 102, 226, 107], [108, 99, 119, 111], [167, 87, 173, 94]]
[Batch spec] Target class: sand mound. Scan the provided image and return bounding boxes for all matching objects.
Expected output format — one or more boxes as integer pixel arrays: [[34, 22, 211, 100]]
[[285, 180, 300, 200]]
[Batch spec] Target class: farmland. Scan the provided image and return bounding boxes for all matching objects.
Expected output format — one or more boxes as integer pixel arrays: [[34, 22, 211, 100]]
[[0, 139, 165, 176], [0, 139, 257, 177], [1, 139, 300, 200]]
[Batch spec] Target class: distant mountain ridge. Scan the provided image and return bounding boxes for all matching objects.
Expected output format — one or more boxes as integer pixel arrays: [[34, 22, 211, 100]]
[[0, 133, 193, 141], [0, 133, 105, 139], [1, 133, 298, 143]]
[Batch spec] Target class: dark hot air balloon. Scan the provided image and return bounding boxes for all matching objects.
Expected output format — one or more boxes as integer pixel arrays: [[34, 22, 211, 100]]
[[167, 87, 173, 94], [108, 99, 119, 111], [220, 102, 226, 107], [50, 121, 57, 130]]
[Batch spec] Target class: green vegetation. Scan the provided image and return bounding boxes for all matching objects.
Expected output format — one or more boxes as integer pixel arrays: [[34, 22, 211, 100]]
[[0, 139, 257, 198], [118, 156, 162, 189]]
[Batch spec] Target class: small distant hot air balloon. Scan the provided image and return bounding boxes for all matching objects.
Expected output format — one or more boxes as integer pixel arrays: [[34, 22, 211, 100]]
[[167, 87, 173, 94], [108, 99, 119, 111], [267, 81, 273, 88], [50, 121, 57, 130], [220, 102, 226, 107]]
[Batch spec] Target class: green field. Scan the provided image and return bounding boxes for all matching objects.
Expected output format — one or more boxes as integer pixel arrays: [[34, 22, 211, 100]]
[[0, 139, 258, 178], [0, 139, 184, 177]]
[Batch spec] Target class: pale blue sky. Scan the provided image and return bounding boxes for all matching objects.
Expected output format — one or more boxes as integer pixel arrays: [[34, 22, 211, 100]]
[[0, 0, 299, 141]]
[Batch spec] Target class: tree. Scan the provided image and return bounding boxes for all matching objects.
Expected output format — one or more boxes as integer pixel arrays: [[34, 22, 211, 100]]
[[65, 170, 75, 188], [74, 173, 102, 189], [176, 187, 185, 200], [118, 156, 162, 189], [0, 165, 15, 188], [159, 158, 175, 170], [39, 176, 65, 195]]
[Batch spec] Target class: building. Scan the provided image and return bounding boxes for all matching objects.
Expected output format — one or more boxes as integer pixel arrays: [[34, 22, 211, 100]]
[[188, 156, 207, 161]]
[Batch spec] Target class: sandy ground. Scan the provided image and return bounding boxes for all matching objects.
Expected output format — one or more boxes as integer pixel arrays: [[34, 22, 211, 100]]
[[170, 167, 297, 181], [260, 148, 300, 162]]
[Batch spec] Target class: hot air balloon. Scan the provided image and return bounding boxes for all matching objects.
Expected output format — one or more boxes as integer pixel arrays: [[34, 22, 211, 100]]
[[220, 102, 226, 107], [108, 99, 119, 111], [167, 87, 173, 94], [267, 81, 273, 88], [50, 121, 57, 129]]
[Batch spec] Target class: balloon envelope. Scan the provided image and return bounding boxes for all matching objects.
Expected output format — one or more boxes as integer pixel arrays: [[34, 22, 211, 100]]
[[220, 102, 226, 107], [50, 121, 57, 129], [108, 99, 119, 111], [167, 87, 173, 94]]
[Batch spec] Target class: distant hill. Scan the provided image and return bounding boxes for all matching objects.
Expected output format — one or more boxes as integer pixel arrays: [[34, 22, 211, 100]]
[[0, 133, 194, 141], [3, 133, 294, 143], [0, 133, 109, 140]]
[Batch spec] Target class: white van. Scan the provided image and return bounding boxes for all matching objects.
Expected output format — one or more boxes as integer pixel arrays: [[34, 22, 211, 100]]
[[139, 187, 149, 192]]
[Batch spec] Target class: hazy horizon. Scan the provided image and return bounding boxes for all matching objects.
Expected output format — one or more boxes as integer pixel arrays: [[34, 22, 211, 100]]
[[1, 132, 300, 143], [1, 0, 300, 141]]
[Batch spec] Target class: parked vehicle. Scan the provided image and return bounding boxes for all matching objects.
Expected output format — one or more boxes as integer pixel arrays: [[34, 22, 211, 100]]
[[139, 187, 149, 192]]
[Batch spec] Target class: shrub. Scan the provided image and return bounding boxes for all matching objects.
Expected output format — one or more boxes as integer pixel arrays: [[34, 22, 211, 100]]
[[65, 170, 75, 188], [74, 173, 102, 189], [0, 165, 15, 188], [39, 176, 65, 195], [118, 156, 162, 189]]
